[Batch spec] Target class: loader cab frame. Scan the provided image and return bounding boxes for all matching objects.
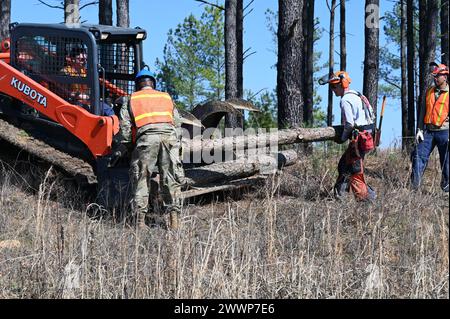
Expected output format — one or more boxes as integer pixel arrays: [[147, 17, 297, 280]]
[[10, 23, 146, 116]]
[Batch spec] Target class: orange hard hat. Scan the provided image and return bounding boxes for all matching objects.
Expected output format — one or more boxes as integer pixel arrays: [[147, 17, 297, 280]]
[[429, 62, 449, 76], [318, 71, 352, 89], [330, 71, 351, 85]]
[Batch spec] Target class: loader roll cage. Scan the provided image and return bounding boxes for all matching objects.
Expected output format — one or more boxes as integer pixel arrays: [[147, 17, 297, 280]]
[[10, 23, 146, 116]]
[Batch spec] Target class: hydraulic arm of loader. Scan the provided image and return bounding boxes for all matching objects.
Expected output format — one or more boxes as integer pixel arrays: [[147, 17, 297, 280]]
[[0, 59, 120, 158]]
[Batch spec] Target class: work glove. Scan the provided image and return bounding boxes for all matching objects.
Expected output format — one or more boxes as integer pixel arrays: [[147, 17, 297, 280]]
[[416, 129, 424, 144]]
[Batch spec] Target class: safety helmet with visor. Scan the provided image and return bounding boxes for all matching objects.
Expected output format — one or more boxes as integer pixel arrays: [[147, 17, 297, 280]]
[[318, 71, 352, 89], [429, 62, 449, 77]]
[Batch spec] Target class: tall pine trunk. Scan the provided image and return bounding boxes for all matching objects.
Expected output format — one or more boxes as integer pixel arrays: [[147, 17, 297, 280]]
[[327, 0, 337, 126], [406, 0, 416, 148], [99, 0, 113, 82], [99, 0, 113, 25], [303, 0, 314, 126], [236, 0, 243, 99], [441, 0, 449, 66], [224, 0, 242, 129], [340, 0, 347, 71], [418, 0, 438, 126], [418, 0, 427, 124], [0, 0, 11, 40], [363, 0, 380, 119], [277, 0, 304, 129], [235, 0, 244, 129], [116, 0, 129, 28], [65, 0, 80, 25], [424, 0, 438, 88], [400, 0, 408, 150], [116, 0, 130, 92]]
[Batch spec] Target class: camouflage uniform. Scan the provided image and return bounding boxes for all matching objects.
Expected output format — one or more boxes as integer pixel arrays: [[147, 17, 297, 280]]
[[117, 88, 184, 223]]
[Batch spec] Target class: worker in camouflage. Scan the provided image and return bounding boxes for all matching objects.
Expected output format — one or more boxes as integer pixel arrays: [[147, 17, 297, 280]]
[[116, 67, 184, 230]]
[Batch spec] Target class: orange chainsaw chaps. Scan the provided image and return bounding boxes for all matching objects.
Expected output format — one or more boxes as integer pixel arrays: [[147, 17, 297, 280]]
[[349, 172, 369, 200], [0, 59, 118, 158]]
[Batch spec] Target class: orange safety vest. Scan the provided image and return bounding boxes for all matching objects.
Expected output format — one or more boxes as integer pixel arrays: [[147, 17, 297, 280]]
[[424, 87, 449, 127], [129, 89, 174, 128], [63, 65, 89, 98]]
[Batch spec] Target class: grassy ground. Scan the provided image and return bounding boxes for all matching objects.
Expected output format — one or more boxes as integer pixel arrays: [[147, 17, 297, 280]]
[[0, 147, 448, 299]]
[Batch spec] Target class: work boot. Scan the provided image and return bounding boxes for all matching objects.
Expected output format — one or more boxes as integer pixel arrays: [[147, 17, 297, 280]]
[[168, 211, 180, 230]]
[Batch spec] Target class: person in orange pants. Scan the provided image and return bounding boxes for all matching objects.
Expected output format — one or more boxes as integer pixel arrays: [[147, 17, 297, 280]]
[[335, 131, 374, 200], [319, 71, 376, 201]]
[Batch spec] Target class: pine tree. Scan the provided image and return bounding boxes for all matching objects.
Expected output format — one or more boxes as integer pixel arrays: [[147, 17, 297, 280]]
[[277, 0, 305, 129], [0, 0, 11, 40], [326, 0, 337, 126], [340, 0, 347, 71], [99, 0, 113, 25], [156, 8, 225, 110], [65, 0, 80, 25], [363, 0, 380, 119], [442, 0, 449, 66], [246, 90, 277, 129], [116, 0, 129, 28], [265, 7, 325, 128]]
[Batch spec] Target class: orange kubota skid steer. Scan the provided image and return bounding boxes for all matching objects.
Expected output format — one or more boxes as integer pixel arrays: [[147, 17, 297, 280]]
[[0, 23, 169, 207], [0, 23, 259, 208]]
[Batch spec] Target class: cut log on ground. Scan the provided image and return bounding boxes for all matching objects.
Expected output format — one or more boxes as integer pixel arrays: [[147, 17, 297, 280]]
[[183, 150, 298, 187], [181, 175, 266, 199], [184, 125, 344, 156]]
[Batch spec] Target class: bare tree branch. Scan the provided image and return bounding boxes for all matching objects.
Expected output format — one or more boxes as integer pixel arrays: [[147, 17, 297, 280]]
[[243, 50, 256, 61], [243, 0, 254, 12], [38, 0, 98, 11], [248, 87, 268, 100], [326, 0, 341, 11], [243, 7, 254, 19], [194, 0, 224, 10], [37, 0, 64, 9], [243, 47, 252, 55], [80, 1, 99, 10], [383, 78, 401, 90]]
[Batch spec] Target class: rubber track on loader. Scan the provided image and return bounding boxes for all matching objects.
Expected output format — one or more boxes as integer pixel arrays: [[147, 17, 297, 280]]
[[0, 118, 97, 184]]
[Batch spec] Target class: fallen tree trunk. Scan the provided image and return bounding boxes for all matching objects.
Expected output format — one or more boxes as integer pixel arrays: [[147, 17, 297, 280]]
[[184, 125, 343, 155], [183, 150, 298, 187], [181, 175, 266, 199]]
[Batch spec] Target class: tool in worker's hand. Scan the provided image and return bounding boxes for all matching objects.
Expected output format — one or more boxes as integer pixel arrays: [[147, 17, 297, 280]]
[[374, 96, 386, 147]]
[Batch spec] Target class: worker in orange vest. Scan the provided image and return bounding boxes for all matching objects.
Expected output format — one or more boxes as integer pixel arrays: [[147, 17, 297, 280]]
[[115, 68, 184, 230], [411, 63, 449, 192], [319, 71, 376, 201], [62, 46, 89, 106], [62, 46, 114, 115]]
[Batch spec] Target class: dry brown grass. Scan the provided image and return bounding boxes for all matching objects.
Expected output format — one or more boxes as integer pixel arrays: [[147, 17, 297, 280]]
[[0, 147, 448, 299]]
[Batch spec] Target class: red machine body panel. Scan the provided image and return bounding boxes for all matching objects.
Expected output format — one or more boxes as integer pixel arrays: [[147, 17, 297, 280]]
[[0, 59, 119, 158]]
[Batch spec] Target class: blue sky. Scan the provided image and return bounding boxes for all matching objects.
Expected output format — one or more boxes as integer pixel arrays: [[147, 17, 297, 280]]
[[11, 0, 401, 148]]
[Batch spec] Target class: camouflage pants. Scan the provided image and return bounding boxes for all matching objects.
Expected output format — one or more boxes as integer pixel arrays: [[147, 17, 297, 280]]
[[130, 132, 183, 217]]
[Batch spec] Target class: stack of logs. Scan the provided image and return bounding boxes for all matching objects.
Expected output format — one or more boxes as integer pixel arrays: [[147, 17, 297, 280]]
[[181, 126, 343, 198]]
